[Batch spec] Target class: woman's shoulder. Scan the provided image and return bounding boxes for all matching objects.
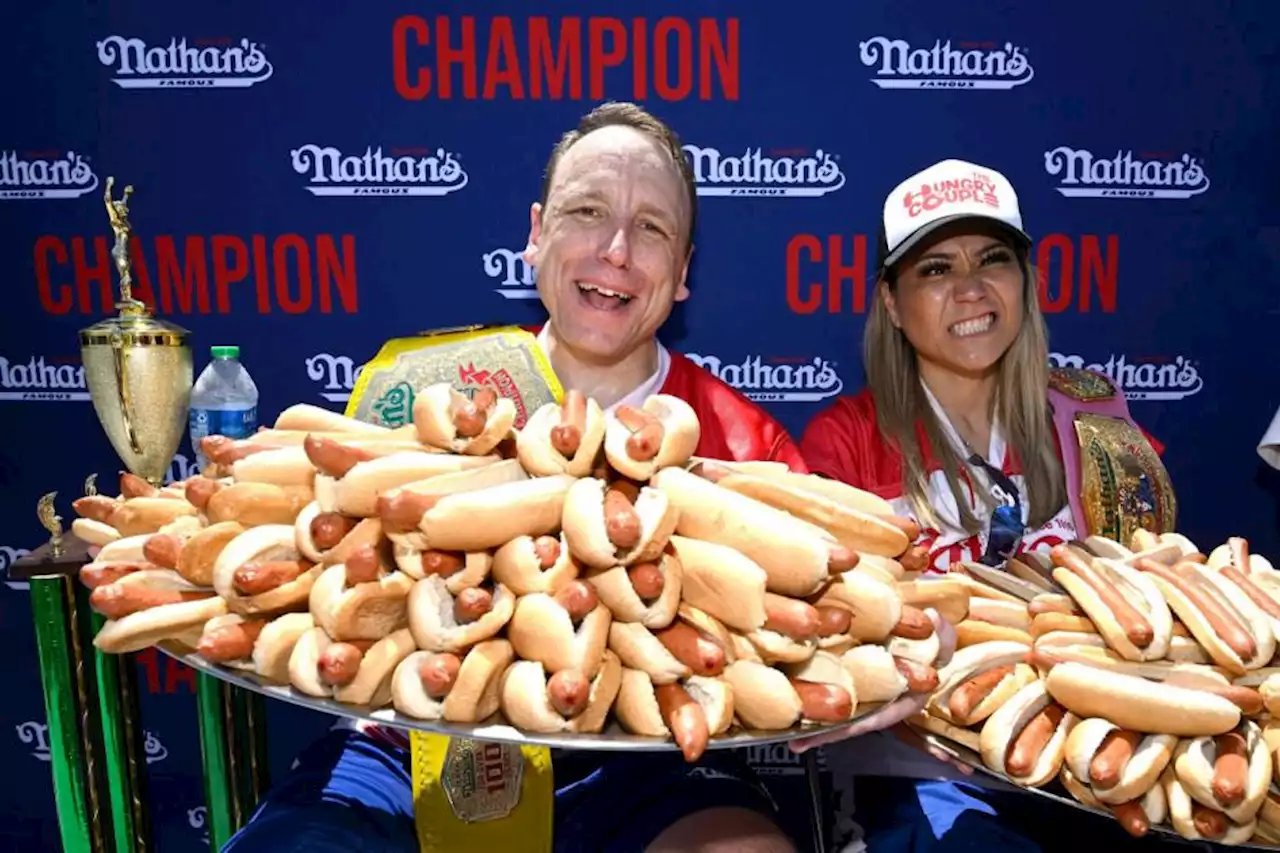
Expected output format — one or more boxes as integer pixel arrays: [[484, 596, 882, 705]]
[[805, 388, 880, 432]]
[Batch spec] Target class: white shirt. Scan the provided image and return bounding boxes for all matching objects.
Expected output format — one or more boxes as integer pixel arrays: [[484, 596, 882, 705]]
[[1259, 404, 1280, 470]]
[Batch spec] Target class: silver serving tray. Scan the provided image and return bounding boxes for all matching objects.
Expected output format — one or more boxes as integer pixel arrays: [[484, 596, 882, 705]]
[[158, 642, 880, 751], [916, 729, 1278, 850]]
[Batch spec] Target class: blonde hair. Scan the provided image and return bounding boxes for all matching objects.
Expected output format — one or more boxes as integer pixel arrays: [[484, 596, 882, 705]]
[[863, 255, 1066, 534]]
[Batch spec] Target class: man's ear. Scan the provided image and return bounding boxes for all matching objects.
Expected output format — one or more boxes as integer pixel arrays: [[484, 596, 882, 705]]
[[675, 243, 694, 302], [523, 202, 543, 266], [881, 280, 902, 328]]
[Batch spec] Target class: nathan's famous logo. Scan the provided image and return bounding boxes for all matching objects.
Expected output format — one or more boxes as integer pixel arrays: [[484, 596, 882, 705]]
[[365, 363, 529, 428], [17, 720, 169, 763], [163, 453, 200, 484], [858, 37, 1033, 89], [1049, 353, 1203, 401], [188, 807, 209, 846], [1044, 148, 1210, 199], [96, 36, 273, 88], [0, 356, 89, 401], [683, 146, 845, 197], [307, 353, 363, 403], [290, 145, 468, 196], [483, 248, 536, 299], [684, 354, 843, 402], [1, 151, 99, 200], [2, 545, 31, 591]]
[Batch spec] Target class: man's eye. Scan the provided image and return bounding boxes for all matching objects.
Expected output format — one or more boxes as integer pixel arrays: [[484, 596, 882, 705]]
[[572, 206, 600, 217]]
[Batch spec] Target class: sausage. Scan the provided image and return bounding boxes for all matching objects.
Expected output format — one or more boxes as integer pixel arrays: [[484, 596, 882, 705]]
[[1185, 552, 1209, 564], [655, 682, 709, 763], [883, 515, 921, 541], [898, 545, 929, 574], [1190, 804, 1227, 839], [603, 483, 642, 550], [80, 562, 145, 589], [202, 436, 278, 466], [789, 679, 853, 722], [890, 605, 935, 640], [532, 536, 561, 569], [1229, 537, 1251, 572], [453, 588, 494, 623], [547, 669, 591, 718], [550, 391, 587, 457], [302, 435, 375, 478], [142, 533, 182, 570], [1136, 558, 1256, 660], [627, 562, 665, 601], [1052, 547, 1154, 648], [1203, 684, 1264, 716], [420, 550, 466, 578], [1028, 595, 1080, 617], [376, 491, 440, 534], [553, 581, 599, 624], [317, 639, 375, 686], [654, 622, 726, 676], [947, 664, 1015, 723], [763, 593, 820, 641], [197, 619, 266, 662], [73, 495, 119, 524], [615, 405, 664, 461], [418, 652, 462, 699], [120, 472, 158, 498], [816, 606, 852, 637], [1220, 565, 1280, 620], [184, 477, 224, 510], [1212, 731, 1249, 807], [1109, 801, 1150, 838], [827, 546, 859, 574], [89, 584, 211, 619], [454, 388, 498, 439], [689, 460, 732, 483], [894, 658, 938, 693], [1004, 704, 1065, 777], [310, 512, 357, 551], [343, 545, 381, 585], [233, 560, 311, 596], [1088, 730, 1143, 789]]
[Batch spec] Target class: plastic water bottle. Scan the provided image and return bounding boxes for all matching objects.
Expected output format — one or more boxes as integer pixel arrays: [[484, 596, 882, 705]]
[[189, 345, 259, 471]]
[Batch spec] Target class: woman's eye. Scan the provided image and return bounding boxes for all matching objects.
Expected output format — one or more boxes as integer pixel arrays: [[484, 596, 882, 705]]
[[919, 262, 949, 277], [982, 250, 1013, 265]]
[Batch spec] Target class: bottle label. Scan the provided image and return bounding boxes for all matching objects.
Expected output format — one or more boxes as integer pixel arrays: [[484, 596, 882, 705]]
[[190, 406, 258, 469]]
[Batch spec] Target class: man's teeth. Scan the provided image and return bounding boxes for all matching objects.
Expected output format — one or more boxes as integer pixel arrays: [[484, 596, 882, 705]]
[[950, 314, 994, 337], [578, 283, 631, 302]]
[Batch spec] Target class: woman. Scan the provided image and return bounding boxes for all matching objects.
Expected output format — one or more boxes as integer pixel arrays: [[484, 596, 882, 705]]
[[799, 159, 1178, 851]]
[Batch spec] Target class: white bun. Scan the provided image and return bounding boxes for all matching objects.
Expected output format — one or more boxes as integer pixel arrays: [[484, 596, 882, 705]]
[[723, 659, 803, 730], [602, 394, 700, 480], [978, 679, 1076, 787], [310, 563, 415, 641], [416, 474, 575, 552], [839, 645, 908, 705], [606, 621, 690, 684], [252, 612, 315, 683], [506, 592, 611, 677], [407, 575, 515, 653], [412, 383, 517, 456], [1051, 557, 1173, 662], [392, 641, 513, 723], [1045, 662, 1240, 736], [274, 403, 389, 434], [73, 518, 121, 547], [515, 397, 606, 477], [561, 478, 678, 570], [585, 549, 681, 629], [212, 524, 320, 616], [1174, 720, 1271, 823], [498, 650, 622, 734], [667, 535, 766, 633], [1064, 717, 1176, 804]]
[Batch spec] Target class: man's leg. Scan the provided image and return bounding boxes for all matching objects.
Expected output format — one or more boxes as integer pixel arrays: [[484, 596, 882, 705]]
[[221, 728, 417, 853]]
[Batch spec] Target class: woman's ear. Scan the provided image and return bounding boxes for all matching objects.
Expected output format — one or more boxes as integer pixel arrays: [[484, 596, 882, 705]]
[[880, 280, 902, 329]]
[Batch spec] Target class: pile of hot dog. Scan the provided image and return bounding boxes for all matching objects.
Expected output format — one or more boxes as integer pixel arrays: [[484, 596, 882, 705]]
[[70, 386, 946, 762], [907, 533, 1280, 846]]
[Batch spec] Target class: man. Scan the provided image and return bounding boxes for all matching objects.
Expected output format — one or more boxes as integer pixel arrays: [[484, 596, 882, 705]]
[[224, 101, 945, 853]]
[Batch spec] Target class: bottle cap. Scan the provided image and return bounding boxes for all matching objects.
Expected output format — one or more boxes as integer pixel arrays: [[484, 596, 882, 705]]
[[210, 345, 240, 359]]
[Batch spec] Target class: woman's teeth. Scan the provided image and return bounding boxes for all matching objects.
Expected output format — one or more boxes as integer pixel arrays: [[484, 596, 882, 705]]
[[950, 313, 995, 337]]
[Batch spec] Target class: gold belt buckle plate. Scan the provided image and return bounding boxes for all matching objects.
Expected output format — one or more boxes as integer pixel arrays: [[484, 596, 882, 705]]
[[440, 738, 525, 823]]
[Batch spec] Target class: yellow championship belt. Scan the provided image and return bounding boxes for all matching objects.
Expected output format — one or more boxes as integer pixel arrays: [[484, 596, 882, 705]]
[[343, 325, 562, 853]]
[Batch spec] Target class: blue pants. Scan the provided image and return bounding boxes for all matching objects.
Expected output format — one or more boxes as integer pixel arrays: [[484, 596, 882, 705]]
[[222, 730, 786, 853]]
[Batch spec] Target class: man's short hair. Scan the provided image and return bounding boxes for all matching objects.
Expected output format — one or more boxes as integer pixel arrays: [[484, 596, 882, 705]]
[[539, 101, 698, 251]]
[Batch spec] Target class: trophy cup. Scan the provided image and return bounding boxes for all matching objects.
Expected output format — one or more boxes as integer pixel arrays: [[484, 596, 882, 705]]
[[79, 177, 193, 486]]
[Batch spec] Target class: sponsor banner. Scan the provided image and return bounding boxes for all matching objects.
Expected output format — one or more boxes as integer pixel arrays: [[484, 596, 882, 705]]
[[96, 36, 273, 88], [306, 353, 362, 403], [17, 720, 169, 764], [684, 146, 845, 197], [1044, 148, 1210, 199], [291, 145, 469, 197], [858, 37, 1034, 89], [1, 546, 32, 591], [0, 151, 99, 200], [0, 356, 88, 401], [684, 353, 843, 402], [484, 248, 537, 299], [1049, 353, 1203, 401]]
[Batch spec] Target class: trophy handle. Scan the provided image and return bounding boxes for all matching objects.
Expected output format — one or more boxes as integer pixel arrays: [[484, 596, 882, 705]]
[[110, 331, 143, 455]]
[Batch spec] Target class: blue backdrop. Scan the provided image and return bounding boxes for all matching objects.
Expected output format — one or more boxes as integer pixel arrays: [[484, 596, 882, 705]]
[[3, 2, 1279, 849]]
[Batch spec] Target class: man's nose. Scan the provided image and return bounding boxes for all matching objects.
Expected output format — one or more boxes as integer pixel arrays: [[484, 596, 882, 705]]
[[601, 227, 630, 268]]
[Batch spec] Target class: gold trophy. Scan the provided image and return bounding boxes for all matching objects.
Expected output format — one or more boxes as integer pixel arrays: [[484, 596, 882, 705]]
[[79, 177, 193, 486]]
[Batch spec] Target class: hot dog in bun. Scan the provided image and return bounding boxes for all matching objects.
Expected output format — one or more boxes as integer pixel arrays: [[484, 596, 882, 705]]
[[1058, 765, 1167, 839], [584, 547, 681, 629], [407, 574, 515, 654], [561, 477, 677, 570], [723, 651, 856, 730], [1206, 537, 1280, 643], [978, 679, 1077, 788], [1049, 546, 1173, 662], [196, 612, 314, 683], [507, 581, 611, 677], [812, 571, 903, 644], [391, 641, 514, 723], [927, 640, 1038, 727], [499, 650, 623, 734], [614, 669, 732, 762], [1163, 767, 1257, 845], [1044, 662, 1241, 737], [413, 383, 516, 457], [602, 394, 700, 481], [288, 626, 417, 706], [295, 503, 382, 567], [1064, 717, 1177, 805], [666, 535, 766, 633], [316, 451, 507, 519], [394, 543, 492, 590], [205, 482, 310, 528], [1173, 719, 1272, 825], [839, 644, 938, 704], [73, 494, 199, 543], [516, 391, 606, 477], [212, 524, 322, 616], [145, 521, 245, 587], [310, 545, 415, 640], [91, 570, 228, 653], [491, 534, 581, 596]]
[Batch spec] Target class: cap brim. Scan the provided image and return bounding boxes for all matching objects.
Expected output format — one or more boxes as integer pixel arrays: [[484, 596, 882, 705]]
[[881, 214, 1032, 271]]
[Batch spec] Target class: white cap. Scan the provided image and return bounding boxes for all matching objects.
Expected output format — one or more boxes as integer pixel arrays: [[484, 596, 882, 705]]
[[877, 159, 1030, 270]]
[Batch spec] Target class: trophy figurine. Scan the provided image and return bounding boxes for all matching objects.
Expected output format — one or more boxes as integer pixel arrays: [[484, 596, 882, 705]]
[[79, 177, 193, 487]]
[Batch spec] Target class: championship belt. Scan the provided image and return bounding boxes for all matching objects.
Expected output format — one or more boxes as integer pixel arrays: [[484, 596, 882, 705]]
[[1048, 367, 1178, 544], [342, 324, 561, 853]]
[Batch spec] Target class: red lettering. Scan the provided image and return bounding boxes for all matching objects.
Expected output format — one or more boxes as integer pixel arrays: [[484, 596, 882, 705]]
[[34, 236, 71, 314], [700, 19, 739, 100], [529, 17, 582, 99], [155, 236, 210, 314], [654, 18, 692, 101], [252, 235, 271, 313], [1079, 235, 1118, 314], [274, 234, 312, 314], [317, 236, 358, 313], [392, 15, 431, 99], [166, 660, 196, 693], [483, 17, 524, 99], [136, 649, 161, 693], [438, 16, 479, 98], [210, 235, 247, 313], [588, 18, 627, 99], [827, 235, 867, 313], [631, 18, 648, 101], [1036, 234, 1075, 314], [73, 236, 114, 314], [785, 234, 823, 313], [126, 236, 157, 311]]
